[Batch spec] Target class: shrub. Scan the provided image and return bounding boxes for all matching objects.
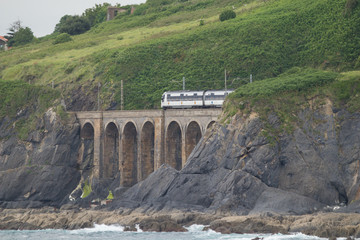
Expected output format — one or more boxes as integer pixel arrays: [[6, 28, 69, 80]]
[[53, 33, 72, 44], [219, 10, 236, 22], [54, 15, 90, 35], [344, 0, 358, 16]]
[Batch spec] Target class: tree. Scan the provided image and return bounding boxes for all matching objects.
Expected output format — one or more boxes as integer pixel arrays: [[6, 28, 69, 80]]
[[54, 15, 90, 35], [10, 27, 34, 46], [83, 3, 111, 27], [5, 21, 34, 47], [5, 20, 22, 43]]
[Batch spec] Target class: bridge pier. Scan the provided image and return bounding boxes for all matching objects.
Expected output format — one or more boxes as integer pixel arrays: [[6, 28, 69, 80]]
[[75, 109, 221, 187], [154, 116, 165, 170], [93, 117, 103, 179]]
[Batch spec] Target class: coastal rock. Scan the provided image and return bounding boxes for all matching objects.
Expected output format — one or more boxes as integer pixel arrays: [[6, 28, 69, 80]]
[[249, 188, 325, 215], [289, 213, 360, 238], [0, 110, 81, 208], [139, 216, 187, 232], [111, 103, 360, 216], [209, 215, 290, 234]]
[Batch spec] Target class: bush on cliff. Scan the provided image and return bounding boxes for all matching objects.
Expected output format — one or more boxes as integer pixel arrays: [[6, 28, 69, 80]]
[[219, 10, 236, 22]]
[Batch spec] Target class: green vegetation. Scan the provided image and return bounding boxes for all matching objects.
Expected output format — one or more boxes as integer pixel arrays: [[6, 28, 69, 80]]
[[54, 15, 91, 35], [330, 71, 360, 112], [229, 68, 338, 100], [223, 68, 337, 124], [0, 0, 359, 114], [106, 190, 114, 200], [54, 3, 115, 36], [0, 80, 58, 118], [53, 33, 72, 45], [219, 9, 236, 21], [222, 69, 360, 142], [83, 3, 112, 27], [81, 180, 92, 199], [344, 0, 358, 15], [5, 21, 35, 47], [9, 27, 34, 46], [0, 79, 59, 140]]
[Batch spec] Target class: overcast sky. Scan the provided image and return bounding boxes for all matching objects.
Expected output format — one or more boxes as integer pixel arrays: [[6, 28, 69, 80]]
[[0, 0, 146, 37]]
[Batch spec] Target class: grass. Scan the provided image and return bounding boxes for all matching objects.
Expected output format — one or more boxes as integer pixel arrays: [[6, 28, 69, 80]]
[[222, 68, 360, 142], [0, 0, 359, 112], [0, 79, 60, 140]]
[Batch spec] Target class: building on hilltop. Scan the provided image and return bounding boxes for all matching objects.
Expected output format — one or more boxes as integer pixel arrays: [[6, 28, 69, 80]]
[[107, 7, 127, 21], [107, 6, 136, 21], [0, 36, 8, 51]]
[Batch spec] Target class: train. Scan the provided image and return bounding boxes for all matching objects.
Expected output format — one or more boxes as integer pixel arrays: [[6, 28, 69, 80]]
[[161, 89, 234, 109]]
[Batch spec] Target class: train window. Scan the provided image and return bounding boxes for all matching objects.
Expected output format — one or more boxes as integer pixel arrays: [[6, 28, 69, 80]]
[[161, 95, 165, 102]]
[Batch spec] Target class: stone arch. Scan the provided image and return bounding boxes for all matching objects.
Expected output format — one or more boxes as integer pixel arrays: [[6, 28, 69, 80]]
[[79, 122, 94, 176], [185, 121, 202, 161], [80, 122, 94, 139], [140, 121, 155, 181], [103, 122, 119, 179], [166, 121, 182, 170], [122, 121, 138, 187], [207, 120, 216, 129]]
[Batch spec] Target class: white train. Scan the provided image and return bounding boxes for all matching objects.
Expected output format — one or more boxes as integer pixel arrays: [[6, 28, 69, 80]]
[[161, 90, 234, 109]]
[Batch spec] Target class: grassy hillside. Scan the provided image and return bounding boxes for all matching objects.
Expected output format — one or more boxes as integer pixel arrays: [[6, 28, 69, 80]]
[[0, 0, 359, 111]]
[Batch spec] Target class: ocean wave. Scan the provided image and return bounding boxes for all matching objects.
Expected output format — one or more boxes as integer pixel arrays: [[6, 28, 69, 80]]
[[70, 223, 125, 234]]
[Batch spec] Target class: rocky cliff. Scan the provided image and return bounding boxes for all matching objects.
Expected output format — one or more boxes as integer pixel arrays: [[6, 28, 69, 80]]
[[0, 109, 81, 208], [1, 98, 360, 216], [111, 98, 360, 215]]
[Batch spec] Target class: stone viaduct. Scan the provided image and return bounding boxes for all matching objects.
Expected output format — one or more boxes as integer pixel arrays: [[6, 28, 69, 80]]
[[74, 109, 222, 187]]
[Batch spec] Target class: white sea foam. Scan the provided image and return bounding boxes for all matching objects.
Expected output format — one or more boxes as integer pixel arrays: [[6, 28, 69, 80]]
[[185, 224, 209, 232], [0, 228, 343, 240], [135, 224, 143, 232], [215, 232, 330, 240], [70, 223, 125, 234]]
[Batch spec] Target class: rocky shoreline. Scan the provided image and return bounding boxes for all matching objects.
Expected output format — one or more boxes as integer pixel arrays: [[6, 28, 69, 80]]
[[0, 208, 359, 238]]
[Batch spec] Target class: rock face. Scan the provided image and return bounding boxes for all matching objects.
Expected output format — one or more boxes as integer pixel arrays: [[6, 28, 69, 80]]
[[1, 98, 360, 218], [0, 109, 81, 208], [112, 100, 360, 215]]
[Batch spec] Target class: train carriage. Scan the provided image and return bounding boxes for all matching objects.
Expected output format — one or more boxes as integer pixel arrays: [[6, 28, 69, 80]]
[[203, 90, 232, 107], [161, 89, 233, 109]]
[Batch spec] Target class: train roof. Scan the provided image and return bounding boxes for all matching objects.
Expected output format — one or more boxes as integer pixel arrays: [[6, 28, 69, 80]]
[[163, 89, 234, 94]]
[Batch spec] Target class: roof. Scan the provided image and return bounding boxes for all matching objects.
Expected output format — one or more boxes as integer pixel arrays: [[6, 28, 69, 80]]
[[0, 36, 8, 42], [163, 89, 234, 94]]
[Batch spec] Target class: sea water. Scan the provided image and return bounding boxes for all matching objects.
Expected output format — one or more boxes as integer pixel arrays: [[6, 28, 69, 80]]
[[0, 224, 338, 240]]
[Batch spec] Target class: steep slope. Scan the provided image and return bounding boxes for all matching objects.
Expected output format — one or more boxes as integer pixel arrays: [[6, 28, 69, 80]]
[[0, 0, 359, 110]]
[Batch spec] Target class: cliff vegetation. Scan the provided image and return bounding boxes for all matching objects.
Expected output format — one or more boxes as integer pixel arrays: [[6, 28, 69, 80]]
[[0, 0, 359, 111]]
